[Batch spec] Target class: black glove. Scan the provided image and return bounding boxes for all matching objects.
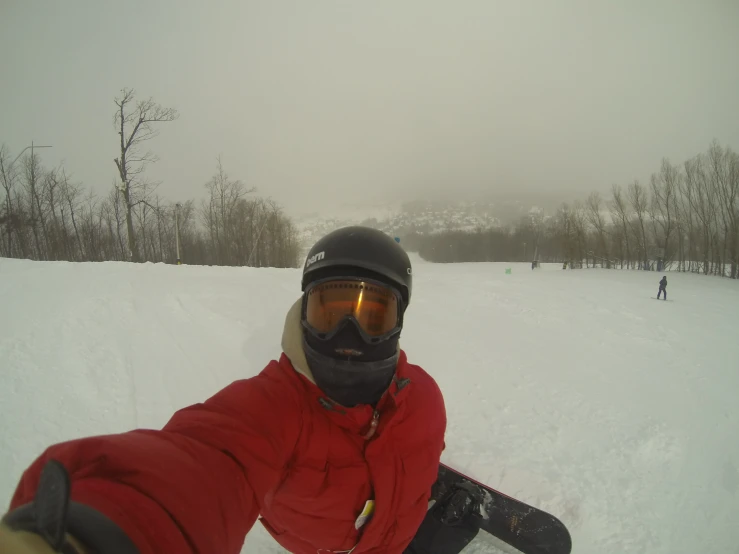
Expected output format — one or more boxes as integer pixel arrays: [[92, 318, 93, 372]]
[[2, 460, 138, 554]]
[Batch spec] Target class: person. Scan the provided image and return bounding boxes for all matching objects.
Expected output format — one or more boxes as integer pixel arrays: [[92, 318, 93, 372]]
[[658, 275, 668, 300], [0, 226, 447, 554]]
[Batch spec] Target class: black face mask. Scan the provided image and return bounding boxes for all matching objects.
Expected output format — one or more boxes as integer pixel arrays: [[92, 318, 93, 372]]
[[302, 318, 399, 407]]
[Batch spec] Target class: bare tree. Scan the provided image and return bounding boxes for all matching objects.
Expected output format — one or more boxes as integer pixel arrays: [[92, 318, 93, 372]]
[[78, 191, 101, 261], [649, 158, 679, 268], [21, 151, 48, 260], [556, 204, 578, 266], [586, 192, 610, 266], [627, 181, 650, 269], [60, 171, 85, 260], [729, 150, 739, 277], [569, 201, 589, 266], [113, 88, 178, 262], [609, 184, 632, 268], [0, 145, 20, 257], [706, 141, 739, 278], [684, 156, 719, 274], [673, 176, 694, 272], [201, 157, 254, 265]]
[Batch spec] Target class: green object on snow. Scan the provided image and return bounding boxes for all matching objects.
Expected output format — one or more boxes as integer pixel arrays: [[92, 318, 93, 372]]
[[505, 268, 512, 274]]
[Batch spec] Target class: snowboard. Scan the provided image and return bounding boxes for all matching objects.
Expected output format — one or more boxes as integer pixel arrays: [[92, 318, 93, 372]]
[[406, 463, 572, 554]]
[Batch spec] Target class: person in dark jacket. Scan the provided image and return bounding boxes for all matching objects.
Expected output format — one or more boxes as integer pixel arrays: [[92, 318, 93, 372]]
[[658, 275, 668, 300], [0, 227, 447, 554]]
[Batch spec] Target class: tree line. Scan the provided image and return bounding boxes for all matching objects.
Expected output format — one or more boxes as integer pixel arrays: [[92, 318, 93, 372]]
[[0, 88, 300, 268], [415, 141, 739, 279]]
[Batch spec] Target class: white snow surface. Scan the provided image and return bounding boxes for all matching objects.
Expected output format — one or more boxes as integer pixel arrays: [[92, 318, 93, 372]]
[[1, 256, 738, 554]]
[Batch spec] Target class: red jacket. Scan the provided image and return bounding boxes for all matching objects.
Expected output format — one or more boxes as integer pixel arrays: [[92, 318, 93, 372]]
[[9, 301, 446, 554]]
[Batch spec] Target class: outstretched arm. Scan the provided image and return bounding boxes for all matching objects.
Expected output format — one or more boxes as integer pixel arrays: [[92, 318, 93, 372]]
[[3, 365, 300, 554]]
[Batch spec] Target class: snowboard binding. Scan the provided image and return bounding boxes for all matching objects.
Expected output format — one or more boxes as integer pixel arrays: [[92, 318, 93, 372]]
[[404, 480, 485, 554], [431, 480, 485, 526]]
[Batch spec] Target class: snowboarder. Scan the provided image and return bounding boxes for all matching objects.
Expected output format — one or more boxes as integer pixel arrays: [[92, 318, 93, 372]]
[[0, 227, 448, 554], [657, 275, 667, 300]]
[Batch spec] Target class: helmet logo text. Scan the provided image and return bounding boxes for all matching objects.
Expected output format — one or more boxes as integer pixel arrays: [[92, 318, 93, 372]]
[[306, 251, 325, 268]]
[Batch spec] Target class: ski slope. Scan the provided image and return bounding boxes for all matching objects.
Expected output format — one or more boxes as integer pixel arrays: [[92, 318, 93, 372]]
[[1, 256, 738, 553]]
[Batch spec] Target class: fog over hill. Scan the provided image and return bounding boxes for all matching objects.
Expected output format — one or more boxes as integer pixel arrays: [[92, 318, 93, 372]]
[[295, 192, 554, 254]]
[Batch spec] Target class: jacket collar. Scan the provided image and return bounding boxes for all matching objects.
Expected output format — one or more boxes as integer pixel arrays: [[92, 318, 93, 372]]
[[280, 298, 315, 383]]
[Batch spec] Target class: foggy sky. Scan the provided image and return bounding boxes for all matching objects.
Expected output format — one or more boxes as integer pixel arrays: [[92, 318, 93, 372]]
[[2, 1, 738, 217]]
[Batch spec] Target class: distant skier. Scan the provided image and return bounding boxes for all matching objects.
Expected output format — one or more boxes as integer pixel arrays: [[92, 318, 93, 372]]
[[657, 275, 667, 300]]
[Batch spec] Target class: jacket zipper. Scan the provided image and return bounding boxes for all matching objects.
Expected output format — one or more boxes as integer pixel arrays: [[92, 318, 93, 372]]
[[363, 410, 380, 440]]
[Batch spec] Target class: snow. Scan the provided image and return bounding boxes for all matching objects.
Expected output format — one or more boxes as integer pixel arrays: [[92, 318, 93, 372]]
[[1, 256, 738, 553]]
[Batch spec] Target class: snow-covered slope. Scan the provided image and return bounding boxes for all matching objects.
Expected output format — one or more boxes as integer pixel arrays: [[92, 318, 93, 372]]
[[1, 257, 738, 553]]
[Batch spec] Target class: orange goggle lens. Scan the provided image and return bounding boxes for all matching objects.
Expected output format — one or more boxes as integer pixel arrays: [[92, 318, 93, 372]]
[[304, 280, 400, 337]]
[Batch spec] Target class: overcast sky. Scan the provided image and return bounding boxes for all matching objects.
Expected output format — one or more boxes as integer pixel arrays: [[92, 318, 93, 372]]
[[2, 1, 738, 216]]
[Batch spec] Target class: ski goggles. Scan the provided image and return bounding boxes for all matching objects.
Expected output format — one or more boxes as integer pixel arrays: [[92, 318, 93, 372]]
[[302, 278, 402, 342]]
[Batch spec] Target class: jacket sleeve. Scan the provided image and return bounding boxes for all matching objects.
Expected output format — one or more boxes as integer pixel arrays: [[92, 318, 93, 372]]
[[7, 364, 301, 554]]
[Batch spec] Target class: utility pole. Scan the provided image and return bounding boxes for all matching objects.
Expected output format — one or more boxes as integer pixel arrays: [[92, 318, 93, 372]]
[[11, 142, 52, 167]]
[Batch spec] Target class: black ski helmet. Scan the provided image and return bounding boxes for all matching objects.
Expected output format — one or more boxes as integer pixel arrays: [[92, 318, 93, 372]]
[[302, 226, 413, 306]]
